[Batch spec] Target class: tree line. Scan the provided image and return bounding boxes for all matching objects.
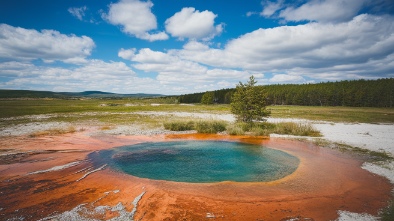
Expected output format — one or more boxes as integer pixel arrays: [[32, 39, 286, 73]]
[[178, 78, 394, 107]]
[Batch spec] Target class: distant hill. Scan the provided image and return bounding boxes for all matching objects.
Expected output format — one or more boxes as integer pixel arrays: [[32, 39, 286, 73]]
[[0, 89, 164, 99]]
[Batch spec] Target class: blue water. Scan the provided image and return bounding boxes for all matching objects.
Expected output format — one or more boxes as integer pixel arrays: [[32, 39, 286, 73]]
[[89, 141, 299, 183]]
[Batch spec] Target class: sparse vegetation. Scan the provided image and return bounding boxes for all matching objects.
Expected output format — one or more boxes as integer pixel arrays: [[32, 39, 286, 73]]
[[29, 126, 77, 137], [224, 121, 320, 137], [273, 122, 322, 137], [310, 138, 393, 162], [226, 124, 246, 135], [163, 119, 321, 137], [163, 120, 227, 133], [163, 121, 195, 131], [195, 120, 227, 133], [249, 126, 270, 136], [268, 106, 394, 123], [0, 99, 229, 119], [100, 125, 113, 130], [0, 98, 393, 125]]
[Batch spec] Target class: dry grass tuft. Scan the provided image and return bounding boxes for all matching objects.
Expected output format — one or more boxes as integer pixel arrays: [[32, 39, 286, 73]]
[[273, 122, 322, 137], [195, 120, 227, 133], [225, 121, 320, 137], [29, 126, 77, 137], [163, 120, 227, 133], [163, 121, 195, 131], [100, 125, 112, 130]]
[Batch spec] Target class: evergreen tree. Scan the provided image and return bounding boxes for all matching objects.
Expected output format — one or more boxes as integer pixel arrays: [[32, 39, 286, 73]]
[[201, 91, 215, 104], [230, 76, 270, 123]]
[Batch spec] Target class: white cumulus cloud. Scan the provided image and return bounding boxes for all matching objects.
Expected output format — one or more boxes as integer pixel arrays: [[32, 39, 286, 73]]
[[118, 48, 136, 60], [261, 0, 284, 17], [279, 0, 370, 23], [0, 24, 95, 63], [119, 47, 253, 92], [103, 0, 168, 41], [165, 7, 223, 40], [173, 14, 394, 81]]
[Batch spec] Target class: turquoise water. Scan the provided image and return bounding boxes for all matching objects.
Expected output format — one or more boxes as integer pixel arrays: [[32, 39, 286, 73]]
[[89, 141, 299, 183]]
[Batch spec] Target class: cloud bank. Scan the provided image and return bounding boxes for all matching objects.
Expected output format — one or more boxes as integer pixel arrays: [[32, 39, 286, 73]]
[[0, 24, 95, 63], [173, 14, 394, 80], [279, 0, 369, 23]]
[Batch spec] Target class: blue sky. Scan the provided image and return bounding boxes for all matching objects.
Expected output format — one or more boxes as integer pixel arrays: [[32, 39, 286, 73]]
[[0, 0, 393, 95]]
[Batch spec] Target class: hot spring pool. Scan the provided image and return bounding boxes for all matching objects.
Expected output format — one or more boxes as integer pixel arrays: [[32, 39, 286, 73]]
[[89, 141, 300, 183]]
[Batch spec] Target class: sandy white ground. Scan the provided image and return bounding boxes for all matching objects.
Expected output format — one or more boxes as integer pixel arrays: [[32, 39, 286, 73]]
[[267, 118, 394, 156], [1, 111, 394, 220]]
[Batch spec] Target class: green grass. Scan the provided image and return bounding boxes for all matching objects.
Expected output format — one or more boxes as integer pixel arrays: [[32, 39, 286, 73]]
[[163, 120, 227, 133], [1, 99, 393, 133], [249, 126, 270, 136], [268, 105, 394, 123], [311, 138, 393, 162], [226, 124, 247, 135], [225, 122, 321, 137], [195, 120, 227, 133], [273, 122, 322, 137], [0, 99, 230, 129], [0, 99, 230, 119], [163, 121, 195, 131], [1, 99, 392, 123]]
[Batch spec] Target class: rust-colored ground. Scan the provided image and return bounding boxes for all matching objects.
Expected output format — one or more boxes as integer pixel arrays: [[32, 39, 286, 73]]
[[0, 131, 391, 220]]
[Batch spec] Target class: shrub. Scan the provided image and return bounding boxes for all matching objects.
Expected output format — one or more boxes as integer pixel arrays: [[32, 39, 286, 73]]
[[226, 122, 270, 136], [226, 124, 245, 135], [249, 126, 270, 136], [163, 121, 195, 131], [274, 122, 321, 137], [195, 120, 227, 133], [257, 122, 276, 130]]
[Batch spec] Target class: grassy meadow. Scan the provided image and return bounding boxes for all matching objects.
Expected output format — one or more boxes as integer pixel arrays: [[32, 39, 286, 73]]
[[268, 105, 394, 123], [0, 98, 392, 138], [1, 99, 393, 123]]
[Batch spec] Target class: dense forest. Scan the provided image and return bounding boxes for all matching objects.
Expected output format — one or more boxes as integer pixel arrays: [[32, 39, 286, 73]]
[[178, 78, 394, 107]]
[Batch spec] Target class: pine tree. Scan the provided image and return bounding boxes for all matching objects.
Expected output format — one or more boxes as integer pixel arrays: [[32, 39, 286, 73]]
[[230, 76, 270, 123]]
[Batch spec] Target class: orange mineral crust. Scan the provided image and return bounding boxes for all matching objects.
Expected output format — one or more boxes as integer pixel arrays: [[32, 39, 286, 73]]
[[0, 132, 391, 220]]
